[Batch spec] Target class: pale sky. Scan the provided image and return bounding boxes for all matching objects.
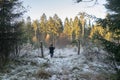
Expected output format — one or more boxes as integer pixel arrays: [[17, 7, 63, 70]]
[[22, 0, 107, 21]]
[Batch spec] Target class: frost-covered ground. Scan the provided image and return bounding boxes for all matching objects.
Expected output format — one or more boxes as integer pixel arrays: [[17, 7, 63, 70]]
[[0, 45, 109, 80]]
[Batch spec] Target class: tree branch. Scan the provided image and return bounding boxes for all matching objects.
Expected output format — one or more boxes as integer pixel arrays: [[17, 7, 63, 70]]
[[75, 0, 98, 6]]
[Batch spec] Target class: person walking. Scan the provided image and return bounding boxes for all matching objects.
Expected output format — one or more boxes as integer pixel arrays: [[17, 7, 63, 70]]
[[49, 44, 55, 58]]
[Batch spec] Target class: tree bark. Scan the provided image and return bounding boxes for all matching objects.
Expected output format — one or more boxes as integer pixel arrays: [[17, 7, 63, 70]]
[[40, 41, 44, 58], [78, 40, 80, 55]]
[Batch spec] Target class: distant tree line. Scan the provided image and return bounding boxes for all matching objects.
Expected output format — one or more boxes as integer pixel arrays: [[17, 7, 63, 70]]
[[22, 13, 92, 48]]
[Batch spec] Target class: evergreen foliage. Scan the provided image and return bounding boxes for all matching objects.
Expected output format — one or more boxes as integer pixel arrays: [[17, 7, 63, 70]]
[[101, 0, 120, 78], [26, 16, 34, 44], [0, 0, 26, 67]]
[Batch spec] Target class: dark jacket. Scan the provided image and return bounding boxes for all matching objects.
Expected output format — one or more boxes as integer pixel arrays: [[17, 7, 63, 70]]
[[49, 46, 55, 53]]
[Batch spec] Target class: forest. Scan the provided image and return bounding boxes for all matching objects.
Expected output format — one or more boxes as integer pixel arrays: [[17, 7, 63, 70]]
[[0, 0, 120, 80]]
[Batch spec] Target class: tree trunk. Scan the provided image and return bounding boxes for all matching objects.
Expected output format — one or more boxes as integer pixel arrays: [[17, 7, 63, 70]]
[[40, 41, 44, 58], [78, 40, 80, 55]]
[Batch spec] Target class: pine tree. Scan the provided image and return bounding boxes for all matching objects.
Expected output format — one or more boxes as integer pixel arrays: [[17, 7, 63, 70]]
[[73, 16, 81, 40], [26, 16, 34, 43], [0, 0, 26, 66], [47, 16, 57, 44], [79, 12, 86, 38], [53, 14, 63, 35], [63, 17, 73, 40], [40, 13, 47, 35]]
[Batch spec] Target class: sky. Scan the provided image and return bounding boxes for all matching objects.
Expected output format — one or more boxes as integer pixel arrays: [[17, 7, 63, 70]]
[[22, 0, 107, 21]]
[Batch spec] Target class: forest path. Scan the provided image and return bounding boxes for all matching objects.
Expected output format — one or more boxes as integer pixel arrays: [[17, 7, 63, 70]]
[[0, 47, 106, 80]]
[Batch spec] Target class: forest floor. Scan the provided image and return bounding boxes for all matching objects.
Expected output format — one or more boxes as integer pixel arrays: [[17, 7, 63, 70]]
[[0, 45, 111, 80]]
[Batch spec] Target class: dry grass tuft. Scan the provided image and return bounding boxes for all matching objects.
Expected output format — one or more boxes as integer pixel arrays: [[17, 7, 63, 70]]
[[36, 69, 52, 79]]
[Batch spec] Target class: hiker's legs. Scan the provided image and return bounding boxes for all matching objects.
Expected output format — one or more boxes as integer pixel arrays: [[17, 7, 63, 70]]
[[50, 53, 53, 58]]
